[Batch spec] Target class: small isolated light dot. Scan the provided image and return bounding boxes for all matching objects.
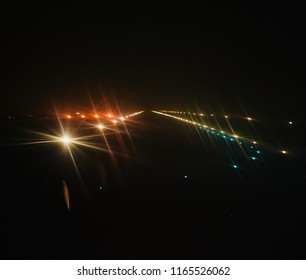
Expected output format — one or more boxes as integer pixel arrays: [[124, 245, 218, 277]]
[[256, 150, 261, 154], [225, 115, 229, 118], [289, 121, 293, 125], [253, 141, 257, 144], [233, 165, 238, 169], [251, 156, 256, 160], [210, 114, 214, 117], [281, 150, 287, 154], [99, 186, 103, 190], [250, 146, 254, 149], [76, 112, 80, 115], [184, 175, 188, 179], [247, 117, 252, 121], [67, 115, 72, 119]]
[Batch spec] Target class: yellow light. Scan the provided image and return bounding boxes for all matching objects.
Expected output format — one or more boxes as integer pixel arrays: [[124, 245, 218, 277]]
[[76, 112, 80, 115], [94, 114, 99, 118], [67, 115, 72, 119], [281, 150, 287, 154], [107, 114, 112, 118], [211, 114, 214, 117], [97, 124, 104, 130], [225, 115, 228, 118], [253, 141, 257, 144], [233, 135, 239, 138]]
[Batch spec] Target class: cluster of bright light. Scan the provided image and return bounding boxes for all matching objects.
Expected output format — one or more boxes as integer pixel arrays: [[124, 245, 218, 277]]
[[153, 110, 245, 142], [153, 110, 289, 156], [125, 111, 144, 118]]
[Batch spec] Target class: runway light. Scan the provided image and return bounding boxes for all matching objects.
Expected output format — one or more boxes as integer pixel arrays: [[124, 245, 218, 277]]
[[253, 141, 257, 144], [61, 136, 72, 145], [119, 116, 125, 121], [76, 112, 80, 115], [184, 175, 188, 179], [94, 114, 99, 118], [225, 115, 229, 118], [289, 121, 293, 125], [281, 150, 287, 154], [251, 157, 256, 160], [67, 115, 72, 119], [247, 117, 252, 121], [233, 165, 238, 169], [107, 114, 112, 118]]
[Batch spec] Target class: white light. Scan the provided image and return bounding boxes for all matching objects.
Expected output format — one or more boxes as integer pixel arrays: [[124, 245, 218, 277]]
[[97, 124, 104, 130], [62, 136, 71, 144], [119, 116, 125, 121], [289, 121, 293, 125], [112, 119, 117, 124], [247, 117, 252, 121], [281, 150, 287, 154]]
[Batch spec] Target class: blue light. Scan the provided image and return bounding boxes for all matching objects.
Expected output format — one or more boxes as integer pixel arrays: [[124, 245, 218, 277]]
[[233, 165, 238, 169], [256, 151, 261, 154], [251, 157, 256, 160]]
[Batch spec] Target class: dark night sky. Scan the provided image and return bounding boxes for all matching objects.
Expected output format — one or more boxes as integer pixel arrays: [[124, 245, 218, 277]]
[[1, 4, 305, 117]]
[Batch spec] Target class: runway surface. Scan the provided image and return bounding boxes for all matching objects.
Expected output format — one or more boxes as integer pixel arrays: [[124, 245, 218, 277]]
[[1, 110, 305, 259]]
